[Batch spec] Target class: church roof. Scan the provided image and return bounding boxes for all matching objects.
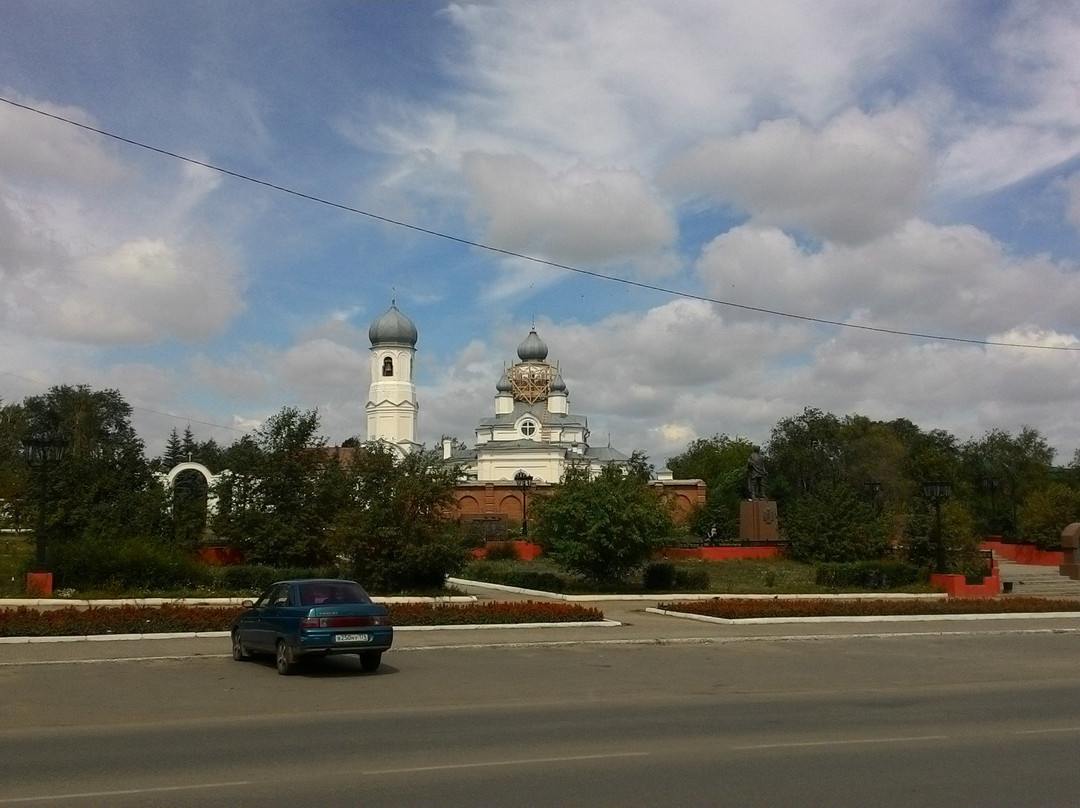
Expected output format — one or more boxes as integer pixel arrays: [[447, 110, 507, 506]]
[[584, 445, 630, 463], [368, 303, 418, 347], [517, 328, 548, 362], [477, 402, 587, 429]]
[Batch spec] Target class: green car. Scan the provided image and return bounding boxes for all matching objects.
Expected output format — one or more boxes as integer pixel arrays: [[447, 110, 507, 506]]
[[231, 579, 394, 675]]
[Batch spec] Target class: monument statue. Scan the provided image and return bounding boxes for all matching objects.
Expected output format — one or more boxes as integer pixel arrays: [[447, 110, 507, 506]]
[[746, 448, 766, 500]]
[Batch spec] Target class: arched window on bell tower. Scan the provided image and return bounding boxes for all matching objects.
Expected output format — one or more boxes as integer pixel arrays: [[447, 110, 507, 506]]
[[382, 356, 394, 377]]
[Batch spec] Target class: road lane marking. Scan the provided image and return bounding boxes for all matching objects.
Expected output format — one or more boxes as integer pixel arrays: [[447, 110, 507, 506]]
[[364, 751, 650, 775], [1015, 727, 1080, 735], [732, 735, 948, 751], [0, 781, 251, 804]]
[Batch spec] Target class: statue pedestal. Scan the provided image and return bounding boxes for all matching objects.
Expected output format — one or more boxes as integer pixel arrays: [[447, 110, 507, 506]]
[[739, 499, 780, 542]]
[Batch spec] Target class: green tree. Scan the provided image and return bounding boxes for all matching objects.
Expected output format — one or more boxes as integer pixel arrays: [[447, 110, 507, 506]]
[[19, 386, 179, 589], [212, 407, 347, 566], [764, 408, 846, 506], [532, 465, 674, 585], [329, 443, 468, 591], [903, 496, 983, 576], [781, 480, 890, 563], [667, 434, 756, 542], [1017, 483, 1080, 550], [960, 427, 1055, 538]]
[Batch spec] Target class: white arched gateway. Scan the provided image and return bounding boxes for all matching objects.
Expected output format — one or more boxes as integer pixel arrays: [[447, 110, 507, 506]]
[[158, 462, 221, 516]]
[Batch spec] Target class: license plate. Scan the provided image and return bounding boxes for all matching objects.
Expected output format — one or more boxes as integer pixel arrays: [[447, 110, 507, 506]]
[[334, 633, 371, 643]]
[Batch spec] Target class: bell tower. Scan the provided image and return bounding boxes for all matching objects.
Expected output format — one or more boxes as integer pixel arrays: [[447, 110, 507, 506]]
[[366, 302, 418, 454]]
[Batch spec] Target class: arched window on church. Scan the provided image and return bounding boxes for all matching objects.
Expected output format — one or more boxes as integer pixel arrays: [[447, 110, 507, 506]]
[[382, 356, 394, 376]]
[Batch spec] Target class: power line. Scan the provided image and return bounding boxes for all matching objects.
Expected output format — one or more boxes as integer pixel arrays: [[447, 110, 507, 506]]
[[2, 94, 1078, 352]]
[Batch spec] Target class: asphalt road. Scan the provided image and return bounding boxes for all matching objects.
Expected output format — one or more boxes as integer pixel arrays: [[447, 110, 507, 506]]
[[4, 624, 1080, 807]]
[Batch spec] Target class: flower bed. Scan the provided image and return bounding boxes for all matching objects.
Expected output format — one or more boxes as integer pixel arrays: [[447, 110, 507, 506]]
[[0, 600, 604, 638], [656, 597, 1080, 621]]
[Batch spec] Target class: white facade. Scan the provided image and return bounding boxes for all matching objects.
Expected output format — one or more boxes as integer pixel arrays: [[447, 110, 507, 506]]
[[445, 327, 629, 483], [365, 303, 419, 455]]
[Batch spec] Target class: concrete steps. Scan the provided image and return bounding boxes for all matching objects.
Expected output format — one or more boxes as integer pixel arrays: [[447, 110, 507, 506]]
[[995, 556, 1080, 598]]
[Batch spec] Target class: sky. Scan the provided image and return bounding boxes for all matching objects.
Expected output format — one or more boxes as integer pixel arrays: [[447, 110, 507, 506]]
[[2, 1, 1080, 468]]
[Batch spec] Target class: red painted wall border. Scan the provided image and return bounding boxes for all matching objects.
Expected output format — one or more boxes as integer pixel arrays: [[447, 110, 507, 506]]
[[983, 540, 1063, 566]]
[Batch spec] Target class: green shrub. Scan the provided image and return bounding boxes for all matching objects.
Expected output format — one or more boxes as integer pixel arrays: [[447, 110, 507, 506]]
[[783, 480, 890, 563], [51, 538, 213, 592], [644, 562, 710, 591], [643, 562, 676, 590], [220, 564, 339, 594], [814, 560, 922, 590], [674, 567, 710, 591]]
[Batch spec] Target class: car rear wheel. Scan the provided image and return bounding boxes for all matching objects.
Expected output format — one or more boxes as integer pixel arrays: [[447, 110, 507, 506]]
[[359, 651, 382, 672], [231, 630, 252, 661], [276, 640, 297, 675]]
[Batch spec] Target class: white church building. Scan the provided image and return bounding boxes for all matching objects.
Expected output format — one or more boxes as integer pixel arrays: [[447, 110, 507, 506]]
[[365, 302, 634, 483]]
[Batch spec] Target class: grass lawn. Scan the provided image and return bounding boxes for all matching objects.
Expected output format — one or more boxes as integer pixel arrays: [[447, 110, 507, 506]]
[[461, 557, 936, 595]]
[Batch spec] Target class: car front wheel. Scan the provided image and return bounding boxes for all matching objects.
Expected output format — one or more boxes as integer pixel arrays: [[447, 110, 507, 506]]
[[359, 651, 382, 672], [276, 640, 297, 675]]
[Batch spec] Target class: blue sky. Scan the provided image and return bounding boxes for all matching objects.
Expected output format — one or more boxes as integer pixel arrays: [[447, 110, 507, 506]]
[[2, 1, 1080, 465]]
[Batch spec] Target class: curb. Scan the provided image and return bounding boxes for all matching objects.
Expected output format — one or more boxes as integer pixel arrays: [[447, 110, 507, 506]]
[[646, 607, 1080, 625]]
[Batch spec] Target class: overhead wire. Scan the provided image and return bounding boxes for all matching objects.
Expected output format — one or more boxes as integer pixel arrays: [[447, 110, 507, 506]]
[[1, 93, 1078, 353]]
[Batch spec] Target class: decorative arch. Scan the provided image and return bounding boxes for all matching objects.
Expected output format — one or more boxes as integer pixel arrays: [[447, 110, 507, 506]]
[[499, 494, 524, 520], [161, 462, 221, 516], [457, 495, 481, 514]]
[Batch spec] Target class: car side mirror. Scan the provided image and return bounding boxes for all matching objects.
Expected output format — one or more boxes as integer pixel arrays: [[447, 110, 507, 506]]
[[242, 599, 255, 608]]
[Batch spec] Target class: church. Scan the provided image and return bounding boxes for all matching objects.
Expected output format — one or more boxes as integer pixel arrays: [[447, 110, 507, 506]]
[[365, 303, 705, 527]]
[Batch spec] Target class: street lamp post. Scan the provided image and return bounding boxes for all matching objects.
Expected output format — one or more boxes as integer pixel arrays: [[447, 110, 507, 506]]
[[923, 480, 951, 575], [514, 470, 533, 537], [22, 432, 68, 591]]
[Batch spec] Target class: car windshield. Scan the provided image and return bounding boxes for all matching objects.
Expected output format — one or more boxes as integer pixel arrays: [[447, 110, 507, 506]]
[[298, 582, 371, 606]]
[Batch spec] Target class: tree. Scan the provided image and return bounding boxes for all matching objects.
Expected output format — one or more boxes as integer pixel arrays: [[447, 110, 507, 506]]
[[212, 407, 343, 567], [329, 443, 468, 591], [626, 449, 654, 483], [667, 434, 756, 542], [18, 386, 181, 589], [902, 496, 983, 576], [1018, 483, 1080, 550], [532, 464, 674, 585], [782, 480, 890, 563], [960, 427, 1055, 538], [22, 386, 162, 547], [0, 399, 29, 532], [764, 408, 846, 506]]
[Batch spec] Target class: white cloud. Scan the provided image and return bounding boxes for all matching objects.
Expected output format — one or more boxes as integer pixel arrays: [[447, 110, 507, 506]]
[[1065, 172, 1080, 235], [695, 220, 1080, 339], [935, 5, 1080, 196], [463, 152, 676, 269], [0, 96, 124, 186], [44, 238, 246, 344], [660, 108, 931, 245]]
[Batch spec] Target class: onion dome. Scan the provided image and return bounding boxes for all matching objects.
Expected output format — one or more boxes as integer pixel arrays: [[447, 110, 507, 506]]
[[496, 370, 512, 393], [517, 328, 548, 362], [368, 303, 418, 347], [550, 373, 567, 393]]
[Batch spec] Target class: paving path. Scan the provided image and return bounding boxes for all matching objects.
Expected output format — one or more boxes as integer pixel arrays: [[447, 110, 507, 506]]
[[996, 555, 1080, 598]]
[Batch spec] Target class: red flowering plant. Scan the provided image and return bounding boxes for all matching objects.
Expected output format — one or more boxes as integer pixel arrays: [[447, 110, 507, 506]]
[[656, 597, 1080, 620], [0, 600, 604, 637]]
